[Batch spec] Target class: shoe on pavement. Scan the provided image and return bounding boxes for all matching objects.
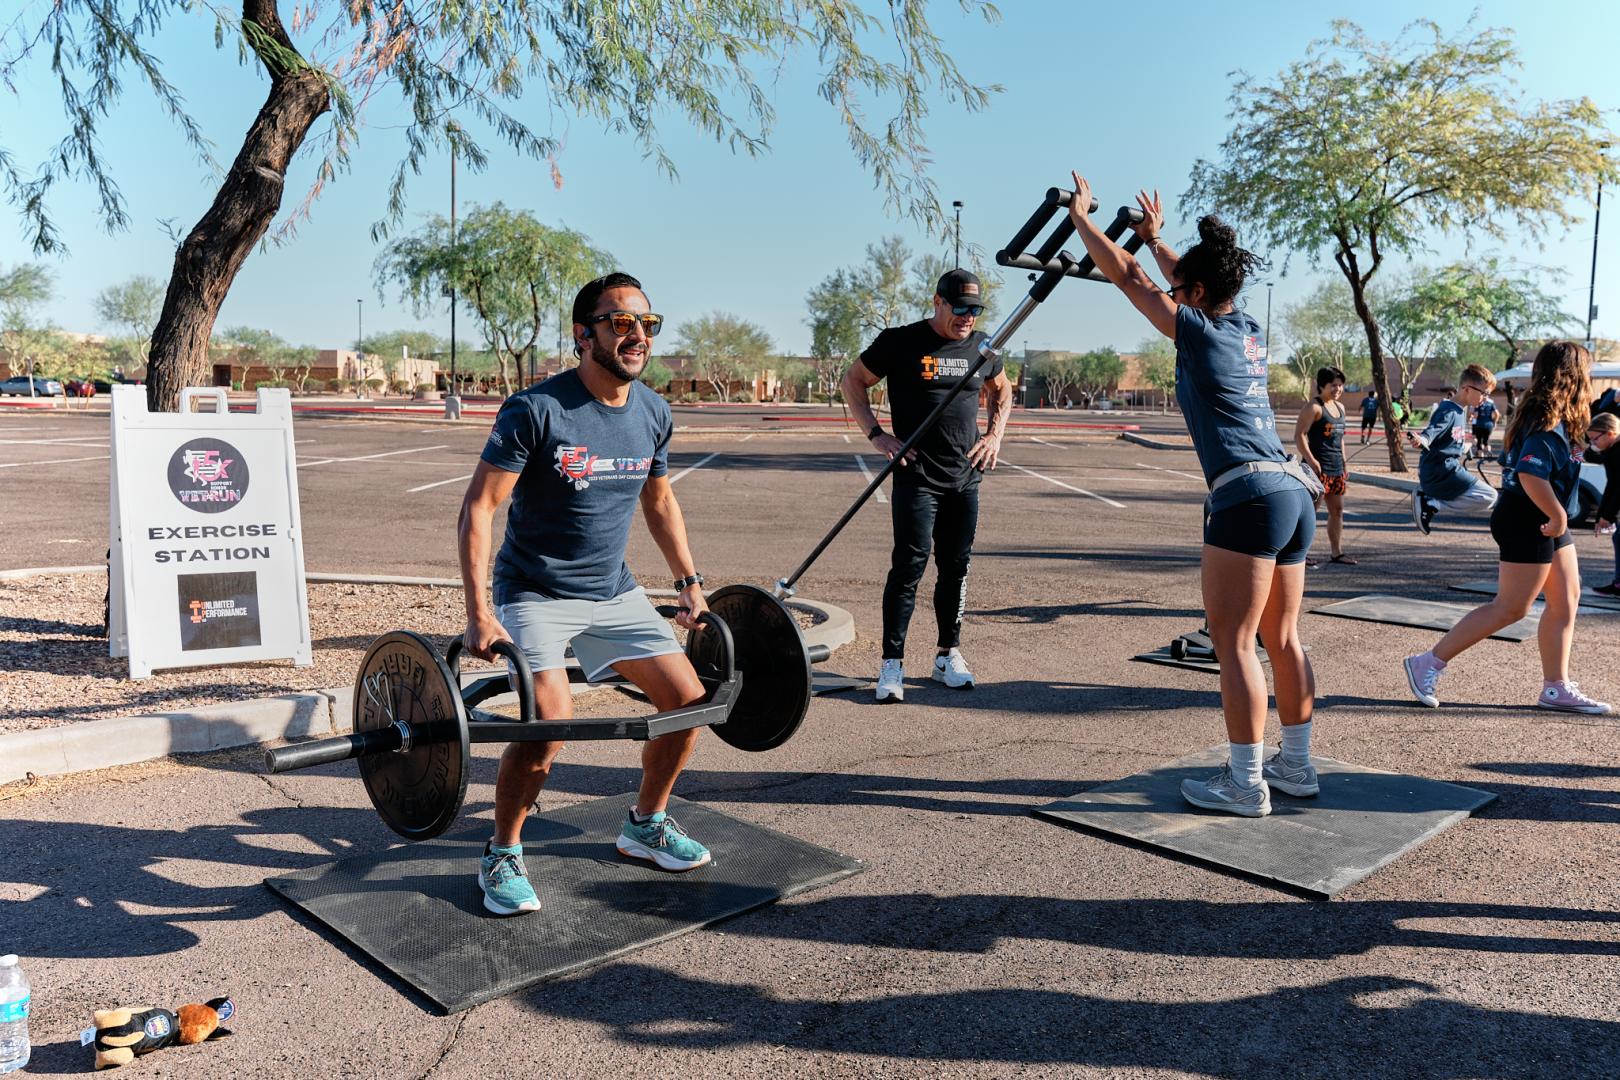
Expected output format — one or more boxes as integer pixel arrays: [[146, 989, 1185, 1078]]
[[932, 648, 975, 689], [1537, 681, 1613, 715], [1404, 652, 1444, 708], [1410, 491, 1435, 535], [1262, 752, 1320, 797], [1180, 765, 1271, 817], [617, 809, 712, 871], [479, 842, 541, 916], [1591, 582, 1620, 598], [876, 658, 905, 703]]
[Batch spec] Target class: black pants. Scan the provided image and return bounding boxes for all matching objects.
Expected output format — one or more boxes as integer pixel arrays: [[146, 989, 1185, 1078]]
[[882, 480, 980, 659]]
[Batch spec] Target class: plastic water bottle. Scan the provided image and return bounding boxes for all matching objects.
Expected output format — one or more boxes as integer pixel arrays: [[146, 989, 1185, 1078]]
[[0, 954, 29, 1074]]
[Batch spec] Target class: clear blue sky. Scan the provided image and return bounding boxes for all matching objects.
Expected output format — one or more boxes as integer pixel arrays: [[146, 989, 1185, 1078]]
[[4, 0, 1618, 359]]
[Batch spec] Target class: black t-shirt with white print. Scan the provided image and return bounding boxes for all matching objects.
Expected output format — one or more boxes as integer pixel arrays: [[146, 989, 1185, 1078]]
[[860, 321, 998, 491]]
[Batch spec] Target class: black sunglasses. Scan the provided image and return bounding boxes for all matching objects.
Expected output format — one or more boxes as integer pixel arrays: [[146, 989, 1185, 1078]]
[[949, 303, 985, 317], [588, 311, 664, 337]]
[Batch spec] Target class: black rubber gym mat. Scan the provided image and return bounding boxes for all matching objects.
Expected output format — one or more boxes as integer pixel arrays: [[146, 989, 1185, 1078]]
[[1129, 648, 1222, 674], [812, 672, 867, 694], [1034, 747, 1495, 898], [1310, 594, 1536, 642], [1449, 579, 1620, 613], [266, 796, 863, 1013]]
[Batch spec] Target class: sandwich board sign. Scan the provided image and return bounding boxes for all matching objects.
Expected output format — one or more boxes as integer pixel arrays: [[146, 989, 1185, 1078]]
[[108, 386, 312, 679]]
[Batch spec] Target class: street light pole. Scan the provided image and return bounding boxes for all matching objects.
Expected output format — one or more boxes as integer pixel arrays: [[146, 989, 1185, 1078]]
[[952, 200, 963, 267], [1588, 175, 1605, 352], [356, 299, 364, 396], [450, 136, 458, 394]]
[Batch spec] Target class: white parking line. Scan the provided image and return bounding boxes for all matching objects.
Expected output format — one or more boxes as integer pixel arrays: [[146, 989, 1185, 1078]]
[[842, 433, 851, 443], [407, 472, 475, 493], [0, 454, 109, 469], [299, 444, 449, 467], [740, 433, 756, 442], [1135, 461, 1205, 482], [1030, 436, 1066, 449], [1001, 460, 1127, 508], [0, 436, 109, 446], [669, 452, 719, 484], [854, 455, 889, 504]]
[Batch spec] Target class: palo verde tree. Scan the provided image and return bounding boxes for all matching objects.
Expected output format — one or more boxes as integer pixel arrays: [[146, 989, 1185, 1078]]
[[93, 275, 166, 370], [3, 2, 998, 412], [375, 204, 613, 395], [1415, 259, 1571, 366], [673, 312, 774, 402], [1187, 19, 1613, 470]]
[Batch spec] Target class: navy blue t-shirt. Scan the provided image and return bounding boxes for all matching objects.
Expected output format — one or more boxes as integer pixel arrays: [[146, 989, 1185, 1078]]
[[480, 369, 671, 603], [1501, 423, 1581, 518], [1417, 399, 1474, 500], [1360, 394, 1379, 422], [1473, 398, 1498, 428], [1172, 306, 1291, 510]]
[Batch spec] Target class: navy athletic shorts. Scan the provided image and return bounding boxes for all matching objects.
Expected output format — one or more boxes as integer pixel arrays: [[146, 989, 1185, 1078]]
[[1204, 486, 1317, 564]]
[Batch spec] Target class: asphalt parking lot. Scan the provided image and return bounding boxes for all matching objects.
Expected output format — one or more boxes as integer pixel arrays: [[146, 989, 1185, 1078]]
[[2, 404, 1618, 1078]]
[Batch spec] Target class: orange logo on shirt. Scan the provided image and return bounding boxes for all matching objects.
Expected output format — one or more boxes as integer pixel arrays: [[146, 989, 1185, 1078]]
[[920, 355, 938, 380]]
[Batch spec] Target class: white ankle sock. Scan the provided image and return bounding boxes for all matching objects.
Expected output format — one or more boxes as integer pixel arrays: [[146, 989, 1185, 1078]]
[[1426, 650, 1447, 670], [1281, 721, 1312, 762], [1228, 741, 1264, 789]]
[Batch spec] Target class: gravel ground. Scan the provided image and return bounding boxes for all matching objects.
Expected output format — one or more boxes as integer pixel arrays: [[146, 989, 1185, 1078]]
[[0, 572, 824, 733]]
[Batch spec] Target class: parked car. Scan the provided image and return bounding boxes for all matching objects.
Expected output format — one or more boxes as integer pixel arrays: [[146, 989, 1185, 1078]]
[[0, 375, 64, 396], [62, 378, 97, 397]]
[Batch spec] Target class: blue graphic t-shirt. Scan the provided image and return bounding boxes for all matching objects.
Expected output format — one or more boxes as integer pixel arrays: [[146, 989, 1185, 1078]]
[[481, 369, 671, 602], [1361, 394, 1380, 422], [1502, 423, 1581, 516], [1417, 399, 1474, 500], [1172, 306, 1291, 510], [1473, 398, 1498, 428]]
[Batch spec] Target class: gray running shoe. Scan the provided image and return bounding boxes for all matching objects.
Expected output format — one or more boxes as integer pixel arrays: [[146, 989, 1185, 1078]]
[[1410, 491, 1435, 535], [1537, 681, 1612, 715], [1404, 652, 1444, 708], [1262, 752, 1320, 797], [1180, 765, 1271, 817]]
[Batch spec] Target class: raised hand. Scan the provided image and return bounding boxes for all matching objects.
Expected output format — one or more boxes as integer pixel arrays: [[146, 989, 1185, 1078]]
[[1134, 188, 1165, 241]]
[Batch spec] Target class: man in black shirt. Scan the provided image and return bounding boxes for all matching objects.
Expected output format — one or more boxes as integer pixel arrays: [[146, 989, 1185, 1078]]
[[840, 269, 1014, 702]]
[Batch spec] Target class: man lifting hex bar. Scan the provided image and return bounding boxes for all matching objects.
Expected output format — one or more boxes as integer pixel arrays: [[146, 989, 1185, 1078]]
[[457, 271, 715, 916]]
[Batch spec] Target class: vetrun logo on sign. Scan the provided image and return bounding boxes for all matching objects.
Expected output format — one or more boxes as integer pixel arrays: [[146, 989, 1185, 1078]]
[[167, 438, 251, 513]]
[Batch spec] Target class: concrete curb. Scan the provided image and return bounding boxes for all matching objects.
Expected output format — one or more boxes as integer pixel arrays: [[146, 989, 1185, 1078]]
[[0, 694, 331, 785], [1118, 431, 1193, 451], [0, 576, 856, 782], [1347, 470, 1418, 493]]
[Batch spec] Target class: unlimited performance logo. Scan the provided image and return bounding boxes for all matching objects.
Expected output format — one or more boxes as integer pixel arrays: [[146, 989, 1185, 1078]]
[[167, 438, 250, 513]]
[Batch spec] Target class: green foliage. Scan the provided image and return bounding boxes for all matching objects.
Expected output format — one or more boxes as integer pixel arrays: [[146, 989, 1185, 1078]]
[[774, 358, 815, 401], [93, 275, 165, 367], [1187, 18, 1615, 467], [639, 356, 674, 392], [361, 329, 447, 361], [1280, 279, 1371, 392], [1072, 348, 1126, 399], [5, 1, 1000, 254], [806, 268, 864, 400], [1405, 259, 1571, 365], [673, 312, 773, 401], [375, 203, 613, 395]]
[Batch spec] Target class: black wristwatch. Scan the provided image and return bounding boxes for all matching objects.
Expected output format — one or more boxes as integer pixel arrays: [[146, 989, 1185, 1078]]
[[868, 424, 884, 440], [673, 573, 705, 590]]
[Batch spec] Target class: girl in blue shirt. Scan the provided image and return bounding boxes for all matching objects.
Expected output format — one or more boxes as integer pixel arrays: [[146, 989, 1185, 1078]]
[[1405, 341, 1611, 715], [1067, 172, 1318, 818]]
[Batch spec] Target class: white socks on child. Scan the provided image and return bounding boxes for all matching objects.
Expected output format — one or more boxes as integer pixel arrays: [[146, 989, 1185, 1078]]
[[1228, 741, 1264, 790], [1281, 720, 1312, 763]]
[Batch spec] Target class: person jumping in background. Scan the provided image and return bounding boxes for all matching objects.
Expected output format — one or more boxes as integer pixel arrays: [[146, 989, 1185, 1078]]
[[1471, 386, 1500, 460], [1359, 387, 1379, 445], [1296, 366, 1356, 565], [1404, 341, 1611, 715], [1410, 365, 1500, 535]]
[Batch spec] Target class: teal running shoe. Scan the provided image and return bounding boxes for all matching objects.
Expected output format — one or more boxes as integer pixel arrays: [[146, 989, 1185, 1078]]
[[478, 841, 541, 916], [616, 809, 712, 871]]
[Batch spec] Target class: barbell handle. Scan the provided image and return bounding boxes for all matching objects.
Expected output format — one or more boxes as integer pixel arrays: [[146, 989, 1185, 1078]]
[[265, 725, 404, 773], [446, 636, 538, 725]]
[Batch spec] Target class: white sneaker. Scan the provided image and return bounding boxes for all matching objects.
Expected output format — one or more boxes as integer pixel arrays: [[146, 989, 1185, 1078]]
[[931, 648, 975, 689], [1404, 652, 1444, 708], [876, 659, 904, 703], [1180, 765, 1271, 817], [1537, 681, 1612, 715]]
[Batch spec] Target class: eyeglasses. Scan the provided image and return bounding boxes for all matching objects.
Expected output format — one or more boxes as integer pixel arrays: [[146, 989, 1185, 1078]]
[[588, 311, 664, 337], [1167, 283, 1191, 296], [1459, 384, 1488, 397], [949, 304, 985, 317]]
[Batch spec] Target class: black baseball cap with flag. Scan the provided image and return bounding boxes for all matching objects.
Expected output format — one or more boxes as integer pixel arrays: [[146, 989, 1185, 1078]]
[[935, 269, 983, 308]]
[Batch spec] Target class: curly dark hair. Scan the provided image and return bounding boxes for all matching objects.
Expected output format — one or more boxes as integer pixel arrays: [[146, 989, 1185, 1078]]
[[1175, 216, 1264, 308]]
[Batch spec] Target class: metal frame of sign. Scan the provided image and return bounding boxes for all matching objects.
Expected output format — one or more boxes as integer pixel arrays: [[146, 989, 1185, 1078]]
[[108, 386, 312, 679]]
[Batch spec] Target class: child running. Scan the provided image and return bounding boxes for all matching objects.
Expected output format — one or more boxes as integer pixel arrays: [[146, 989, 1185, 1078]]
[[1472, 389, 1500, 460], [1359, 388, 1380, 445], [1295, 366, 1355, 565], [1404, 341, 1611, 715], [1410, 365, 1500, 535], [1066, 174, 1320, 818]]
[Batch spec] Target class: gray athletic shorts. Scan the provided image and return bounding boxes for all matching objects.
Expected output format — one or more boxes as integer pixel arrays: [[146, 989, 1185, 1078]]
[[497, 587, 682, 683]]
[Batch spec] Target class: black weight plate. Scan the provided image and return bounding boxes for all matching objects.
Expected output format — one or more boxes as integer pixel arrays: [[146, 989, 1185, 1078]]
[[353, 630, 470, 841], [703, 584, 812, 752]]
